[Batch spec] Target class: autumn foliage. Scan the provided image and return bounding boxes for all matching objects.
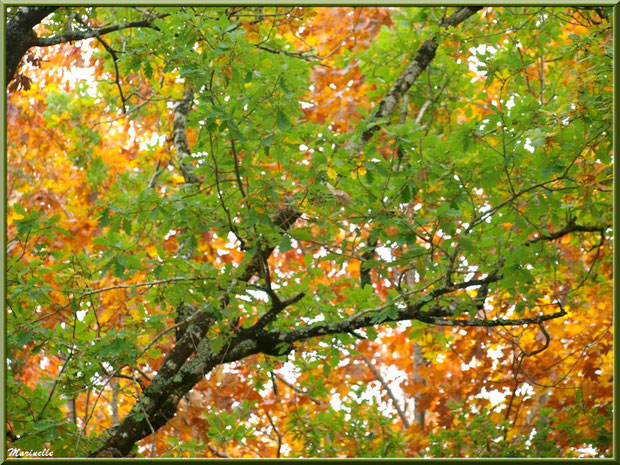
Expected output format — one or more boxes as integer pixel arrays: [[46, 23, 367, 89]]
[[6, 6, 612, 458]]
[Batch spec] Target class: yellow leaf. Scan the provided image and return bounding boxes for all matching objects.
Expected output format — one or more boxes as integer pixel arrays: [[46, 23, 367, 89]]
[[327, 167, 337, 180]]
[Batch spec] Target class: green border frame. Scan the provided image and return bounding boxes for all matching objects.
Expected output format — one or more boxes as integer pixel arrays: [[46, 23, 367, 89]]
[[1, 2, 617, 463]]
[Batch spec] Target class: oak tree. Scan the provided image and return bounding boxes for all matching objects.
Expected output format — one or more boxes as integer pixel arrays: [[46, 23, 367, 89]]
[[6, 6, 612, 458]]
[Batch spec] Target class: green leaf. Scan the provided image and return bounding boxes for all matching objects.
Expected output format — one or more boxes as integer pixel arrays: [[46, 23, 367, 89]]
[[276, 110, 291, 130], [279, 235, 293, 253], [122, 217, 132, 235]]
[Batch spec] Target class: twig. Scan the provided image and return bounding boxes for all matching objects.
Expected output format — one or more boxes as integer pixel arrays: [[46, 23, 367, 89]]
[[272, 372, 321, 404], [209, 132, 245, 249], [111, 373, 147, 392], [76, 16, 127, 114], [465, 178, 563, 233], [230, 8, 295, 19], [527, 219, 606, 244], [539, 53, 544, 105], [414, 100, 432, 125], [317, 8, 361, 61], [247, 288, 305, 332], [361, 355, 410, 429], [206, 444, 230, 458], [37, 350, 74, 421], [265, 411, 283, 458], [256, 44, 321, 62], [62, 275, 218, 297], [230, 138, 247, 200], [148, 159, 167, 189]]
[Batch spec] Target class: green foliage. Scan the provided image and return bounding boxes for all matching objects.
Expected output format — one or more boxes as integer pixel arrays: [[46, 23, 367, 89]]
[[427, 401, 613, 458], [287, 387, 406, 457], [7, 5, 612, 459], [203, 399, 258, 446]]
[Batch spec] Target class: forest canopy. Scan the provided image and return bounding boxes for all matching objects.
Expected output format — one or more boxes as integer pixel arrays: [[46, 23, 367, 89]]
[[5, 6, 613, 459]]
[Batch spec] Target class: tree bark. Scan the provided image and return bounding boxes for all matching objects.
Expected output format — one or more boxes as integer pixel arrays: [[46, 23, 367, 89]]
[[91, 207, 301, 457], [347, 6, 482, 155], [6, 7, 58, 84]]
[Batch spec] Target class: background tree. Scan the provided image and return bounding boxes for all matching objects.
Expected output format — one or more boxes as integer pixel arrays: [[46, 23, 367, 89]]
[[6, 6, 612, 458]]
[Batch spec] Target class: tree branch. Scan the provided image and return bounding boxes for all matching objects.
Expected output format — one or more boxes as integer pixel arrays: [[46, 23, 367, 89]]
[[172, 86, 200, 184], [361, 355, 411, 429], [256, 44, 321, 62], [246, 289, 306, 333], [30, 19, 159, 47], [347, 6, 482, 154], [271, 372, 322, 404], [527, 218, 607, 245], [412, 308, 567, 327], [465, 178, 563, 233], [6, 8, 164, 86], [91, 206, 301, 457], [61, 275, 217, 297], [6, 6, 58, 83], [76, 16, 127, 113]]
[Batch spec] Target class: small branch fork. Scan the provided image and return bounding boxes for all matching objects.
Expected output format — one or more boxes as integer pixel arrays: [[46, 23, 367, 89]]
[[256, 214, 607, 348], [249, 285, 306, 333], [91, 207, 302, 457], [256, 213, 605, 345], [264, 274, 562, 348]]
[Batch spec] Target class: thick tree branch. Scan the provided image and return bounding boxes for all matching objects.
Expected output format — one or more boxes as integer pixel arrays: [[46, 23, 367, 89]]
[[7, 6, 58, 31], [265, 275, 506, 344], [347, 6, 482, 154], [6, 6, 58, 83], [263, 295, 566, 346], [145, 288, 564, 431], [91, 206, 300, 457], [172, 87, 200, 184], [412, 308, 567, 327], [6, 8, 163, 86]]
